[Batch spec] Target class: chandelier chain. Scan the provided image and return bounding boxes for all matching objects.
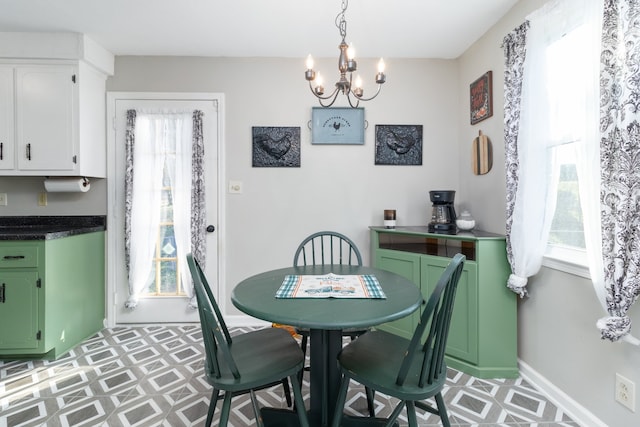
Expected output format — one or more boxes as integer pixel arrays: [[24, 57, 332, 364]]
[[336, 0, 348, 41]]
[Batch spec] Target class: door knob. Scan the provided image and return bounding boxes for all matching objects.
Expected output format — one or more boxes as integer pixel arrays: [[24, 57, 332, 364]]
[[206, 225, 215, 233]]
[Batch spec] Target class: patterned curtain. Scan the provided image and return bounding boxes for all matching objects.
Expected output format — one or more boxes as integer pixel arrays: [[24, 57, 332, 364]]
[[597, 0, 640, 343], [502, 22, 530, 297], [191, 110, 206, 269], [124, 109, 136, 283]]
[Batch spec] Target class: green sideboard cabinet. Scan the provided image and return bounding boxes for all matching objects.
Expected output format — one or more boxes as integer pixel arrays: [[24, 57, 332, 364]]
[[0, 231, 105, 360], [370, 226, 518, 378]]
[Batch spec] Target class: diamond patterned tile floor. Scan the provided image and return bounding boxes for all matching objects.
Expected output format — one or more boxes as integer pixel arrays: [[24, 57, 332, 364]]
[[0, 325, 579, 427]]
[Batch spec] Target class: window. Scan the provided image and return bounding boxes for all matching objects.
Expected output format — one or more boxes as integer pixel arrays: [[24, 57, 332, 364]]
[[144, 172, 185, 296], [543, 24, 590, 276]]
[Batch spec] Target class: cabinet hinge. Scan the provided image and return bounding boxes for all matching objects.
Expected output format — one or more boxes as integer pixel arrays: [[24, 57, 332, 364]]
[[73, 155, 77, 164], [36, 278, 42, 288], [36, 330, 42, 340], [72, 74, 77, 83]]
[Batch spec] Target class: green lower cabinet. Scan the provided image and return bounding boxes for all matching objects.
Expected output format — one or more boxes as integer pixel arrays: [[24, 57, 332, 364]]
[[421, 256, 479, 366], [0, 231, 105, 360], [0, 271, 39, 350], [375, 250, 421, 338], [371, 226, 518, 379]]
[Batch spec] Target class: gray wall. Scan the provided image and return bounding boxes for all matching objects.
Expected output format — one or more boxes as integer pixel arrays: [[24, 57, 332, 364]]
[[0, 176, 107, 215], [107, 56, 461, 314], [459, 1, 640, 426]]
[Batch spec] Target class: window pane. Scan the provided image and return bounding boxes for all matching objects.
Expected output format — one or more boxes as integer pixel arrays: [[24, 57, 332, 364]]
[[159, 260, 178, 294], [549, 161, 585, 248], [160, 224, 176, 257], [160, 190, 173, 222]]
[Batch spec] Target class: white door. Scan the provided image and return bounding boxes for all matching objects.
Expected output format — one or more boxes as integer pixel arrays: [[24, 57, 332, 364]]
[[107, 93, 221, 324]]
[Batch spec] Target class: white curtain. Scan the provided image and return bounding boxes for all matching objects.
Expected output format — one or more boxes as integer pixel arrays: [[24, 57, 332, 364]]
[[505, 0, 603, 297], [505, 2, 562, 297], [125, 112, 194, 308]]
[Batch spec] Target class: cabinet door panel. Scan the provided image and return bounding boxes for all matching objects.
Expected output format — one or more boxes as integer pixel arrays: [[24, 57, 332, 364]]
[[0, 66, 14, 170], [421, 256, 478, 364], [16, 66, 75, 171], [0, 271, 39, 349], [375, 249, 421, 339]]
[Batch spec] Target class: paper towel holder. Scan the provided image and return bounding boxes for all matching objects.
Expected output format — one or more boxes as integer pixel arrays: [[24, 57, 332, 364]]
[[43, 177, 91, 193]]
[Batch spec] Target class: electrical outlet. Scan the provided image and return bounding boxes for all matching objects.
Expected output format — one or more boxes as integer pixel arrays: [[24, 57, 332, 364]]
[[0, 193, 7, 206], [615, 373, 636, 412], [38, 192, 47, 206]]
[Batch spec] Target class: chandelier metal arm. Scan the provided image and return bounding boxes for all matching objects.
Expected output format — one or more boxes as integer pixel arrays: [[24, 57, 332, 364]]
[[319, 91, 342, 108], [307, 81, 340, 101], [351, 83, 383, 102]]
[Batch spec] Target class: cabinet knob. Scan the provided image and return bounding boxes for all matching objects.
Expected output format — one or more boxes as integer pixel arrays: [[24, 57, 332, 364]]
[[206, 225, 215, 233], [0, 283, 5, 303], [0, 142, 3, 160], [26, 143, 31, 161]]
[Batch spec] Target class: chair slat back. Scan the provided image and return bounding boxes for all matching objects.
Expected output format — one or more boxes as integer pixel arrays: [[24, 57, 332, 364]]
[[187, 254, 241, 380], [293, 231, 363, 266], [395, 253, 465, 388]]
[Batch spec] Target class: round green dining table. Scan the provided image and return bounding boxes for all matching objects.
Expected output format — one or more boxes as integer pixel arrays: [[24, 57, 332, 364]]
[[231, 264, 422, 427]]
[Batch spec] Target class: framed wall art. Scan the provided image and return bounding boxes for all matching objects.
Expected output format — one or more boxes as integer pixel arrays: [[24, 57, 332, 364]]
[[252, 126, 301, 167], [470, 70, 493, 125], [311, 107, 365, 145], [374, 124, 423, 165]]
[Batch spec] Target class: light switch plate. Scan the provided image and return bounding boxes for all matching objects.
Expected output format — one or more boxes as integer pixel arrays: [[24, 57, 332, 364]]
[[229, 181, 243, 194]]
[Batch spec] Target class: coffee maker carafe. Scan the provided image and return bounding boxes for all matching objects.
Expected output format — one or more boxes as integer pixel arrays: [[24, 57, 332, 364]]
[[428, 190, 457, 234]]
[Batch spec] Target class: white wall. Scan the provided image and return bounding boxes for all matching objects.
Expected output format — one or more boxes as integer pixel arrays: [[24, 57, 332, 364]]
[[107, 56, 460, 315], [459, 1, 640, 426]]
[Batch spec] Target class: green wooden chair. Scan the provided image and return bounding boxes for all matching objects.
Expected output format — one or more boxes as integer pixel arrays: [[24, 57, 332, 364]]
[[293, 231, 363, 267], [186, 254, 310, 427], [331, 253, 466, 427], [292, 231, 375, 416]]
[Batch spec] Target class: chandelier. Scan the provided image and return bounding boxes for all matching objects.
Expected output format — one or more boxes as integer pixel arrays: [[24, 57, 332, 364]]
[[304, 0, 386, 108]]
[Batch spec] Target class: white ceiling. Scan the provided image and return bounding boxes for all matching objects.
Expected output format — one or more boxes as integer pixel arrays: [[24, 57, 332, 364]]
[[0, 0, 518, 59]]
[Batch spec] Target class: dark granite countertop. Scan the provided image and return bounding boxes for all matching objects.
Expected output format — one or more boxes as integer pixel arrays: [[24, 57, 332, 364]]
[[369, 225, 505, 239], [0, 216, 106, 240]]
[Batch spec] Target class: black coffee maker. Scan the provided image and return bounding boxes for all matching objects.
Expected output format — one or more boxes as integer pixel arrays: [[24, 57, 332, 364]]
[[428, 190, 457, 234]]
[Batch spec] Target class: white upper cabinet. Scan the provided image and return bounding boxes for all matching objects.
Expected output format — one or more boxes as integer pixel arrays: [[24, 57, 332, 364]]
[[0, 33, 113, 178], [15, 65, 76, 172], [0, 66, 14, 170]]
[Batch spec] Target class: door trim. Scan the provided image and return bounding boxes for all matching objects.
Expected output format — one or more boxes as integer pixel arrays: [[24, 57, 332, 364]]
[[105, 92, 225, 327]]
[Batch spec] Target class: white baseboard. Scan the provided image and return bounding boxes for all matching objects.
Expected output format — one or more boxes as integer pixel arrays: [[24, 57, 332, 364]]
[[519, 360, 608, 427]]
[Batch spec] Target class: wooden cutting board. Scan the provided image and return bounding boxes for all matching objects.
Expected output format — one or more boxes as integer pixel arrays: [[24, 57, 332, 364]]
[[472, 130, 493, 175]]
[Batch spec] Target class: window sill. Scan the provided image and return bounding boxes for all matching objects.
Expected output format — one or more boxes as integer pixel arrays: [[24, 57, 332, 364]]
[[543, 245, 590, 279]]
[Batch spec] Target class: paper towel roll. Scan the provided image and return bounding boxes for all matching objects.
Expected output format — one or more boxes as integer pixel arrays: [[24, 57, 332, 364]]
[[44, 178, 91, 193]]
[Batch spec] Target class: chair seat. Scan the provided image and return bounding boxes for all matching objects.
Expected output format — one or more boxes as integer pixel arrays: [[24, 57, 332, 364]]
[[206, 327, 305, 392], [338, 330, 447, 402]]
